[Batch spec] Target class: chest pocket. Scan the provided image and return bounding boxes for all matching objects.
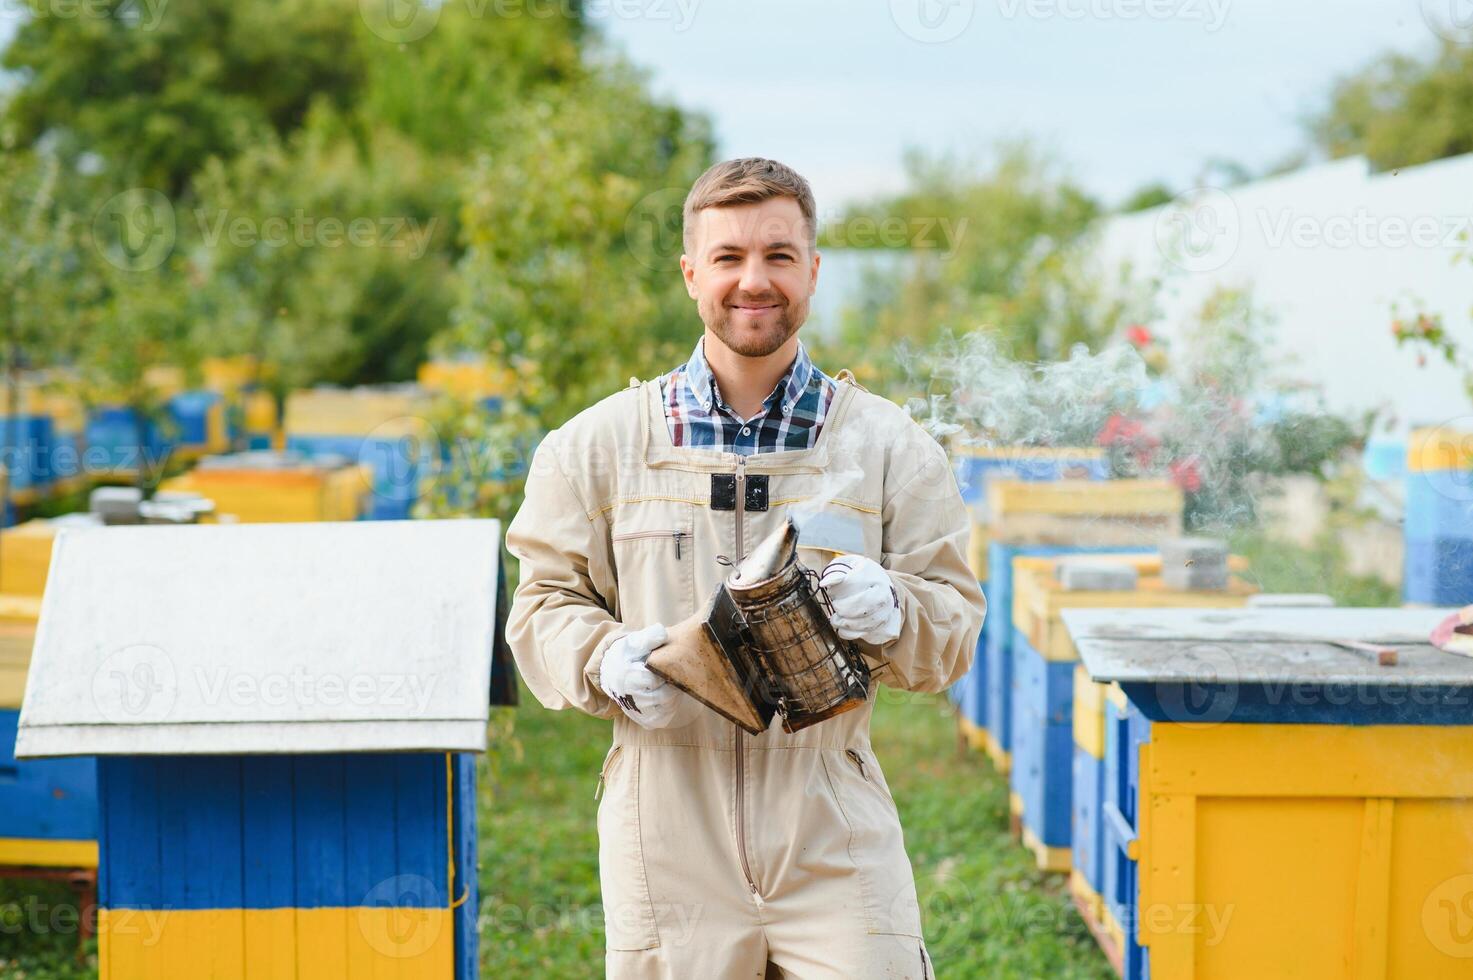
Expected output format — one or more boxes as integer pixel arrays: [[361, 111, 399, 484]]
[[609, 508, 696, 626]]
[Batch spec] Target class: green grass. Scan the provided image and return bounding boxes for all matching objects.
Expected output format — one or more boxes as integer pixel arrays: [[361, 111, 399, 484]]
[[479, 688, 1115, 978]]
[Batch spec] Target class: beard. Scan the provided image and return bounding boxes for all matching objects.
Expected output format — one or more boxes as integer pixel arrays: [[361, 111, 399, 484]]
[[700, 291, 808, 358]]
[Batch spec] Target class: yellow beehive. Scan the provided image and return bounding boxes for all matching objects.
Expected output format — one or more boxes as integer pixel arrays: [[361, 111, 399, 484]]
[[0, 520, 61, 598], [988, 478, 1184, 546], [284, 387, 431, 438], [417, 358, 514, 402], [967, 520, 990, 581], [0, 604, 38, 708], [160, 463, 371, 524], [1011, 552, 1256, 663], [202, 355, 259, 394], [1407, 424, 1473, 473]]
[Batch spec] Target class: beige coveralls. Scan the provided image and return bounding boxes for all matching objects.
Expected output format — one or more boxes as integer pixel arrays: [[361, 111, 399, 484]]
[[506, 375, 986, 979]]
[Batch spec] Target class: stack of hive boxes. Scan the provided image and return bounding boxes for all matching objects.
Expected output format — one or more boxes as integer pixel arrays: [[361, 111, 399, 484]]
[[1006, 547, 1257, 881], [972, 479, 1184, 774], [160, 452, 370, 523], [1404, 426, 1473, 605], [949, 447, 1110, 750], [285, 386, 435, 521]]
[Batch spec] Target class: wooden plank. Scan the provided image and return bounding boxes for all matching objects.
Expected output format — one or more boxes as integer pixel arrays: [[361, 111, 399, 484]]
[[1147, 724, 1473, 799], [1350, 798, 1393, 980]]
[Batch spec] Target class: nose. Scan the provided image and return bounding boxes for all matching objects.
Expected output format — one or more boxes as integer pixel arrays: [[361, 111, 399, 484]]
[[738, 255, 771, 295]]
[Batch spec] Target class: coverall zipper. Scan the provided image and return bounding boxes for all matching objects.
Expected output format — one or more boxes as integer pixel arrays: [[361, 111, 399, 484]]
[[733, 454, 758, 897], [610, 528, 687, 559]]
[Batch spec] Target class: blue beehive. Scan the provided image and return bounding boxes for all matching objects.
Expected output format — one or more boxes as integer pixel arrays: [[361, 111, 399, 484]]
[[85, 406, 173, 477], [17, 519, 507, 978], [1404, 428, 1473, 605], [0, 413, 56, 503]]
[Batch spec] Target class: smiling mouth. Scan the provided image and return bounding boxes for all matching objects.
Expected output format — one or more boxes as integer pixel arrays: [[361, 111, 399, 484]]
[[730, 303, 781, 314]]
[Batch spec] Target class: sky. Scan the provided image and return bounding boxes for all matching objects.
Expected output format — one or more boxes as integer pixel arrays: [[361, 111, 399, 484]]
[[588, 0, 1448, 209], [0, 0, 1449, 210]]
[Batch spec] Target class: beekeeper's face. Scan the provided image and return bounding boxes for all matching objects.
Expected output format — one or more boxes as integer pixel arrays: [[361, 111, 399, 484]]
[[681, 196, 820, 358]]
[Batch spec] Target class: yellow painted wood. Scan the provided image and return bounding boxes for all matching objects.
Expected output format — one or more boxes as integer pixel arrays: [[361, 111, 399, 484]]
[[102, 906, 453, 979], [284, 388, 432, 439], [1138, 721, 1473, 979], [1012, 552, 1256, 662], [163, 465, 370, 524], [1350, 798, 1393, 980], [1022, 824, 1072, 873], [966, 519, 990, 581], [1148, 724, 1473, 799], [243, 907, 296, 979], [243, 390, 278, 433], [1103, 906, 1125, 958], [988, 478, 1184, 518], [0, 838, 98, 868], [418, 358, 514, 401], [984, 733, 1011, 775], [1407, 426, 1473, 473], [957, 715, 989, 753], [1106, 682, 1128, 712], [1009, 791, 1023, 819], [0, 520, 59, 597], [1073, 665, 1106, 759], [1069, 868, 1103, 923]]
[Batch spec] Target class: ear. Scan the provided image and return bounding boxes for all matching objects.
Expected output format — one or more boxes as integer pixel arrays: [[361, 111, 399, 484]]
[[809, 248, 821, 297], [680, 253, 699, 300]]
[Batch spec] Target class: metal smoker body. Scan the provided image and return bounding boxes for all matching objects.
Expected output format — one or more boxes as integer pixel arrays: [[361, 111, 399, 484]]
[[646, 519, 873, 735]]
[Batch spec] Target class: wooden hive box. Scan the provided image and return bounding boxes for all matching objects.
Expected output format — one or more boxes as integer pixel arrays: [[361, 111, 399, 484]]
[[17, 519, 505, 979], [1066, 606, 1473, 980]]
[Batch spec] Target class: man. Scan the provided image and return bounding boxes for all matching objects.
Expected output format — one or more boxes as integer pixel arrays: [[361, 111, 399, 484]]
[[506, 158, 985, 979]]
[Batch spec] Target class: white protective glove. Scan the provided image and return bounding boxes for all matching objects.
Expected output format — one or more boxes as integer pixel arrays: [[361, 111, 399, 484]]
[[598, 624, 700, 729], [819, 554, 903, 646]]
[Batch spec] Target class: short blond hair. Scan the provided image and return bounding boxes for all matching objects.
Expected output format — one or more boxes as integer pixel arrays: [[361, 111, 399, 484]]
[[682, 157, 817, 254]]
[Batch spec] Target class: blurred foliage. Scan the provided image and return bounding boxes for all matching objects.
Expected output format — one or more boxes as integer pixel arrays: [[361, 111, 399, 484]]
[[448, 66, 713, 429], [820, 143, 1156, 389], [1308, 39, 1473, 172], [1391, 248, 1473, 405], [0, 152, 82, 388], [2, 0, 369, 197]]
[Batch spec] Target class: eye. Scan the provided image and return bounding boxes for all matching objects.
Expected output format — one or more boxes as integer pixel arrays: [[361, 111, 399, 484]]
[[769, 252, 794, 262], [715, 255, 739, 263]]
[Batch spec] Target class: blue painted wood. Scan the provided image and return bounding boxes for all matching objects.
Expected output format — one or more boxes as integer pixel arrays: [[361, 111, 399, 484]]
[[0, 710, 98, 841], [452, 753, 479, 980], [292, 755, 347, 909], [1071, 745, 1103, 892], [99, 758, 163, 908], [0, 415, 55, 492], [85, 407, 172, 472], [1403, 536, 1473, 605], [395, 753, 447, 905], [242, 756, 296, 910], [104, 753, 457, 911], [1121, 681, 1473, 726], [285, 434, 428, 521], [166, 391, 222, 447]]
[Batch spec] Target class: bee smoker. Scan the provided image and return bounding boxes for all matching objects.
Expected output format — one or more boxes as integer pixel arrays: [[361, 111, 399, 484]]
[[645, 518, 872, 735]]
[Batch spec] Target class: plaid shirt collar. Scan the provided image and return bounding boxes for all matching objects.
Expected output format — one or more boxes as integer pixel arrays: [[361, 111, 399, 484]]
[[683, 336, 817, 420]]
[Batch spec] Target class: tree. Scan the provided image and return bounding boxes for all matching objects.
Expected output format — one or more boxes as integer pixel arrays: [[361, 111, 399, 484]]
[[1307, 40, 1473, 171]]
